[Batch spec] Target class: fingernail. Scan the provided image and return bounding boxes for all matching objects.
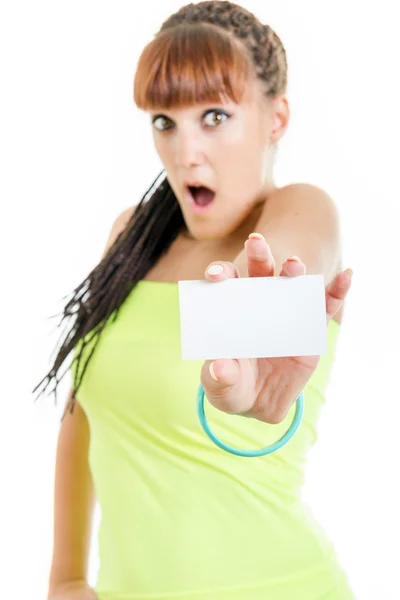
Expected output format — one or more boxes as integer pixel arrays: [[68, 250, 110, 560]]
[[209, 361, 219, 381], [344, 268, 353, 278], [287, 255, 301, 262], [248, 232, 265, 241], [207, 264, 224, 275]]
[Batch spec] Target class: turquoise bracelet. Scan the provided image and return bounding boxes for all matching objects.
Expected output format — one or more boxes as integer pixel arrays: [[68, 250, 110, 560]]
[[196, 382, 304, 457]]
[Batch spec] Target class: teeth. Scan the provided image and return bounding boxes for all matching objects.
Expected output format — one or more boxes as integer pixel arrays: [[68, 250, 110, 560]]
[[186, 183, 215, 194]]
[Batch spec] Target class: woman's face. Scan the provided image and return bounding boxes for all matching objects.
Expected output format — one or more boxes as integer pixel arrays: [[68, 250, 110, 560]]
[[149, 79, 288, 240]]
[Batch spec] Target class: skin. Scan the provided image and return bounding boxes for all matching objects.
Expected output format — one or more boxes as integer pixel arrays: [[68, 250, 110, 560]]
[[48, 580, 97, 599], [150, 77, 286, 241], [47, 64, 352, 600], [200, 237, 352, 424], [149, 76, 352, 425]]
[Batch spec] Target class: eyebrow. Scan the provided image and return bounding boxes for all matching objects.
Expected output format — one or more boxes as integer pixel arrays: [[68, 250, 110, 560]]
[[150, 104, 231, 118]]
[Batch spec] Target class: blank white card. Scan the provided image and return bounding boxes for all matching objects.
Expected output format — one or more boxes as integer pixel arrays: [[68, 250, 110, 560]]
[[178, 275, 327, 360]]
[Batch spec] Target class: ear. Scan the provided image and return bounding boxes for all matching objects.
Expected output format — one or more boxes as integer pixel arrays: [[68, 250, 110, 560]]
[[270, 96, 290, 145]]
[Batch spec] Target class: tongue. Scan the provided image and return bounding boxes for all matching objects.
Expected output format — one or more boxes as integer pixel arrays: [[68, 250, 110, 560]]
[[192, 186, 215, 206]]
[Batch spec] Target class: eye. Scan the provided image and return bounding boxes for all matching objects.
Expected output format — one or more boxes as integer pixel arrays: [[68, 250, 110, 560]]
[[203, 109, 229, 127], [151, 109, 230, 132], [152, 115, 172, 131]]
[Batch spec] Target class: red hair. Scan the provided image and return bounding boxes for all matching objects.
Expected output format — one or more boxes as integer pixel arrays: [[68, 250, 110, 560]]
[[133, 23, 253, 110]]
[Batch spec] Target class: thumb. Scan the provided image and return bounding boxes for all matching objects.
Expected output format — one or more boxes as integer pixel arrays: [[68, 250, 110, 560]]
[[201, 358, 241, 391]]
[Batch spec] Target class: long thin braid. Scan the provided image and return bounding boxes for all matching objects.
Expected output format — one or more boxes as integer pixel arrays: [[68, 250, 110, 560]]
[[33, 173, 184, 416]]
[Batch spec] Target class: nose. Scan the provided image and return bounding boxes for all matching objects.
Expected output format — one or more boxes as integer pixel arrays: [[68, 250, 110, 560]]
[[173, 128, 206, 168]]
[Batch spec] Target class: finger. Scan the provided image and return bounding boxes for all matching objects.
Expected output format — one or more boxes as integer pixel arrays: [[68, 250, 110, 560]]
[[279, 255, 307, 276], [201, 358, 255, 414], [244, 233, 276, 277], [204, 261, 240, 281], [201, 358, 241, 392], [325, 268, 353, 323]]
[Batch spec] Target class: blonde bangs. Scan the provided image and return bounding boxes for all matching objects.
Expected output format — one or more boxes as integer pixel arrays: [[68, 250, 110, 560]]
[[133, 23, 252, 110]]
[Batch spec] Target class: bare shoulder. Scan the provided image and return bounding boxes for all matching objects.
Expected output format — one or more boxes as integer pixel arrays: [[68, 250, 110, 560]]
[[101, 205, 138, 260], [271, 181, 342, 255], [114, 205, 138, 231], [264, 182, 341, 243], [271, 182, 339, 209]]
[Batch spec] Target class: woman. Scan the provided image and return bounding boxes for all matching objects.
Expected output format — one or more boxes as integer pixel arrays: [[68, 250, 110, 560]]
[[36, 2, 355, 599]]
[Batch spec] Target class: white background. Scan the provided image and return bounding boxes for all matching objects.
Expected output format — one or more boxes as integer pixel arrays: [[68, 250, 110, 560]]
[[1, 1, 399, 598]]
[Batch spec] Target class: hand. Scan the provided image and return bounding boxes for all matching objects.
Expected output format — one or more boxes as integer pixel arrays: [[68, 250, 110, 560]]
[[47, 580, 98, 600], [200, 233, 353, 424]]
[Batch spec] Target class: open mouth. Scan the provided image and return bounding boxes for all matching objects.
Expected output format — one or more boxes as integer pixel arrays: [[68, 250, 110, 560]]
[[187, 185, 216, 207]]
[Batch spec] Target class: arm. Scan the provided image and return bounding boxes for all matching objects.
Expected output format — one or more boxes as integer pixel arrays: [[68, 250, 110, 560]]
[[233, 183, 341, 282], [200, 185, 350, 423], [47, 393, 95, 597], [47, 206, 137, 597]]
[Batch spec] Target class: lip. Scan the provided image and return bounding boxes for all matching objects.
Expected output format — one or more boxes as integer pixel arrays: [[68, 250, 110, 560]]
[[183, 180, 215, 190], [184, 186, 216, 214]]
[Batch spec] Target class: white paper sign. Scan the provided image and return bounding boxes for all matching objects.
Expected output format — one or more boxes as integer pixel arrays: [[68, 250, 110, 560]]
[[178, 275, 327, 360]]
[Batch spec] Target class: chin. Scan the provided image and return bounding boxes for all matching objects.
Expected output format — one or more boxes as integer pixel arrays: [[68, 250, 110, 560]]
[[184, 223, 231, 241]]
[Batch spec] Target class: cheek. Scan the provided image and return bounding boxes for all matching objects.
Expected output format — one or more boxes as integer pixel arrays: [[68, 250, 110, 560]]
[[222, 121, 264, 164], [221, 138, 265, 194], [153, 138, 169, 165], [152, 132, 176, 167]]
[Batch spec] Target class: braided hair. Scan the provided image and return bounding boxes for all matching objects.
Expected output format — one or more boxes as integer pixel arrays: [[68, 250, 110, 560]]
[[32, 1, 288, 418]]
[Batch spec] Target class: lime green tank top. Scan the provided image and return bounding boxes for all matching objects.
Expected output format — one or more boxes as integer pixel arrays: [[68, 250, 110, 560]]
[[70, 280, 355, 600]]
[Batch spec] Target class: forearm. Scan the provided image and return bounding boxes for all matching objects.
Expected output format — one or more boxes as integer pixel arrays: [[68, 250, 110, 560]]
[[48, 394, 96, 595]]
